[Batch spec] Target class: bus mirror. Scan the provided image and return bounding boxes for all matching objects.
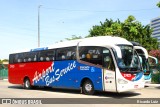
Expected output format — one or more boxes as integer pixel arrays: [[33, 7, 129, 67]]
[[138, 56, 142, 64], [148, 55, 158, 66]]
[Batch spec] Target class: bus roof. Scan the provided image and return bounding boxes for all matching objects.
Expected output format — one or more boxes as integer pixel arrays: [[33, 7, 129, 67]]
[[130, 41, 142, 46], [48, 36, 132, 49], [134, 46, 148, 58], [11, 36, 132, 54]]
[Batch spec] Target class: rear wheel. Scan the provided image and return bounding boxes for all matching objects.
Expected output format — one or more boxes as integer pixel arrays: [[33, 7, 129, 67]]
[[82, 80, 94, 95], [24, 78, 31, 89]]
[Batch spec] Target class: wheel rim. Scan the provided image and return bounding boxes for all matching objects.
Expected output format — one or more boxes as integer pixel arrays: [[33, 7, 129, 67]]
[[25, 80, 30, 88], [85, 83, 92, 92]]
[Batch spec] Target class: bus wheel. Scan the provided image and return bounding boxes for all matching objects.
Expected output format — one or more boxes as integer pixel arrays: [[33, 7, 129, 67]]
[[82, 80, 94, 95], [24, 78, 31, 89]]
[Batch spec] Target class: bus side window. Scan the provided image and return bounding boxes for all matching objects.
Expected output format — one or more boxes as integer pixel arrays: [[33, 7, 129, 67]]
[[103, 48, 115, 71], [56, 50, 65, 60], [23, 52, 38, 62], [39, 49, 55, 61], [9, 54, 14, 64], [56, 47, 76, 61], [19, 54, 23, 63], [46, 50, 55, 61], [12, 53, 23, 63], [79, 46, 102, 65], [14, 54, 19, 63]]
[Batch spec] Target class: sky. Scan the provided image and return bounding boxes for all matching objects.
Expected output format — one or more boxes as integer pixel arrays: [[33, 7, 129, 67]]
[[0, 0, 160, 59]]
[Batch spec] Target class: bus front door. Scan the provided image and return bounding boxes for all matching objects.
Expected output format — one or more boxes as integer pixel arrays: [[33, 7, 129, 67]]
[[102, 48, 117, 92], [103, 69, 116, 92]]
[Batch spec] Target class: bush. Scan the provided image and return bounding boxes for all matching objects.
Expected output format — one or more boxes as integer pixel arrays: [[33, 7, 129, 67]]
[[151, 63, 160, 83], [152, 73, 160, 84], [149, 50, 160, 63]]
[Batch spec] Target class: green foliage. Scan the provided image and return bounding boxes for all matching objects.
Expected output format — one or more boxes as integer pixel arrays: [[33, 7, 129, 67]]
[[149, 50, 160, 63], [88, 15, 159, 50], [2, 59, 9, 62], [0, 59, 9, 64], [151, 63, 160, 84], [152, 72, 160, 84], [157, 1, 160, 8]]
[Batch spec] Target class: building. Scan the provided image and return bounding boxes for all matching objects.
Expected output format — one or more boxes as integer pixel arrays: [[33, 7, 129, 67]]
[[150, 17, 160, 43]]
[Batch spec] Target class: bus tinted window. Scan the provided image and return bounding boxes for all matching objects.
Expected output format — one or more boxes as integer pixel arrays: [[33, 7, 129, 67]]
[[9, 54, 15, 64], [23, 52, 38, 62], [79, 46, 102, 65], [39, 50, 55, 61], [10, 53, 24, 63], [56, 47, 76, 60], [103, 48, 115, 71], [16, 53, 24, 63]]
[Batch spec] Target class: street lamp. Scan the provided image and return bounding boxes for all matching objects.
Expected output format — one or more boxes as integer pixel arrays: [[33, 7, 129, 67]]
[[38, 5, 42, 47]]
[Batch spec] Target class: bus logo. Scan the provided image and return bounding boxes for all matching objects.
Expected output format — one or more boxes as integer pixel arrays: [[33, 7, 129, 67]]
[[79, 66, 90, 70], [10, 65, 15, 68], [123, 74, 131, 77]]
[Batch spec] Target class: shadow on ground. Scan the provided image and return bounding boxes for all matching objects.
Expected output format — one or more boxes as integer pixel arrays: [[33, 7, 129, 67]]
[[155, 86, 160, 89], [8, 85, 141, 98]]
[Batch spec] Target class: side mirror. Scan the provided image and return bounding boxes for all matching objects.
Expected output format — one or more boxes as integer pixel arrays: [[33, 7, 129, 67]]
[[148, 55, 158, 66]]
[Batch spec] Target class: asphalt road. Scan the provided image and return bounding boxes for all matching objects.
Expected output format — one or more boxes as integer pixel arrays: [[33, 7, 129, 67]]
[[0, 80, 160, 107]]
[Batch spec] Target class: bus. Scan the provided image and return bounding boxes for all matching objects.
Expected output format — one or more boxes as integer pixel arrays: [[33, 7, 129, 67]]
[[130, 41, 158, 84], [9, 36, 144, 95]]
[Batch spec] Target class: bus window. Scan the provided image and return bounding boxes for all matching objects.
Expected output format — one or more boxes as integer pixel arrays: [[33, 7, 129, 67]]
[[13, 54, 18, 63], [103, 48, 115, 71], [56, 47, 76, 61], [11, 53, 24, 63], [39, 50, 55, 61], [9, 54, 14, 64], [17, 53, 24, 63], [79, 46, 102, 65], [23, 52, 38, 62]]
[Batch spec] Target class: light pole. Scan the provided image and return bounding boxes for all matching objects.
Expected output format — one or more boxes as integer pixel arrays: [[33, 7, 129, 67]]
[[38, 5, 42, 47]]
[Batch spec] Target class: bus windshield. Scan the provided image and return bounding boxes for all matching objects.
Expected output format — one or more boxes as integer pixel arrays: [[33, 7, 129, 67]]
[[117, 45, 142, 72], [139, 55, 150, 71]]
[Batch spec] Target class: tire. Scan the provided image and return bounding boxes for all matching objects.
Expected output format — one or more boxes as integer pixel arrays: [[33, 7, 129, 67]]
[[24, 78, 32, 89], [82, 80, 95, 95]]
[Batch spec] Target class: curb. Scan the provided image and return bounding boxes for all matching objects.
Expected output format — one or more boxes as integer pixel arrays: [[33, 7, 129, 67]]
[[145, 84, 160, 87], [3, 79, 8, 81], [0, 79, 8, 81]]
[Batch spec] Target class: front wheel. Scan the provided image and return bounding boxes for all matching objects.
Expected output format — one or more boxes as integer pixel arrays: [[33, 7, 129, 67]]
[[82, 80, 95, 95], [24, 78, 32, 89]]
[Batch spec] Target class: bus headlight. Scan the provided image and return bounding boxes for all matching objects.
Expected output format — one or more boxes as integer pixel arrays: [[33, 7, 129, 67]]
[[118, 79, 128, 84]]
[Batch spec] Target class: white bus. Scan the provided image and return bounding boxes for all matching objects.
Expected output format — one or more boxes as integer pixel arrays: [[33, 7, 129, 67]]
[[131, 42, 158, 84], [9, 36, 144, 95]]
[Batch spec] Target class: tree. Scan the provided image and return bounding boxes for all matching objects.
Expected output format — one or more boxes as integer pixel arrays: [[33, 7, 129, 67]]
[[88, 15, 159, 50], [2, 59, 9, 62], [157, 1, 160, 8], [0, 59, 9, 64], [149, 50, 160, 63]]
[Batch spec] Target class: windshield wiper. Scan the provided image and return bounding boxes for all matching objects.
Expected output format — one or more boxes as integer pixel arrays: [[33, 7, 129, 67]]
[[120, 67, 141, 73]]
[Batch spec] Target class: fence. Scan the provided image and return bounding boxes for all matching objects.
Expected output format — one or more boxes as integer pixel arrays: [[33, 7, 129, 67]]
[[0, 64, 8, 79]]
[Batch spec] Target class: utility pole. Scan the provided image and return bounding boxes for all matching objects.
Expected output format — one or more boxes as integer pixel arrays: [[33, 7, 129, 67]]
[[38, 5, 42, 47]]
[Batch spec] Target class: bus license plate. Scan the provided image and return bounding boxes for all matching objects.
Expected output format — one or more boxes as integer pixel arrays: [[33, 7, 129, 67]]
[[134, 85, 138, 88]]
